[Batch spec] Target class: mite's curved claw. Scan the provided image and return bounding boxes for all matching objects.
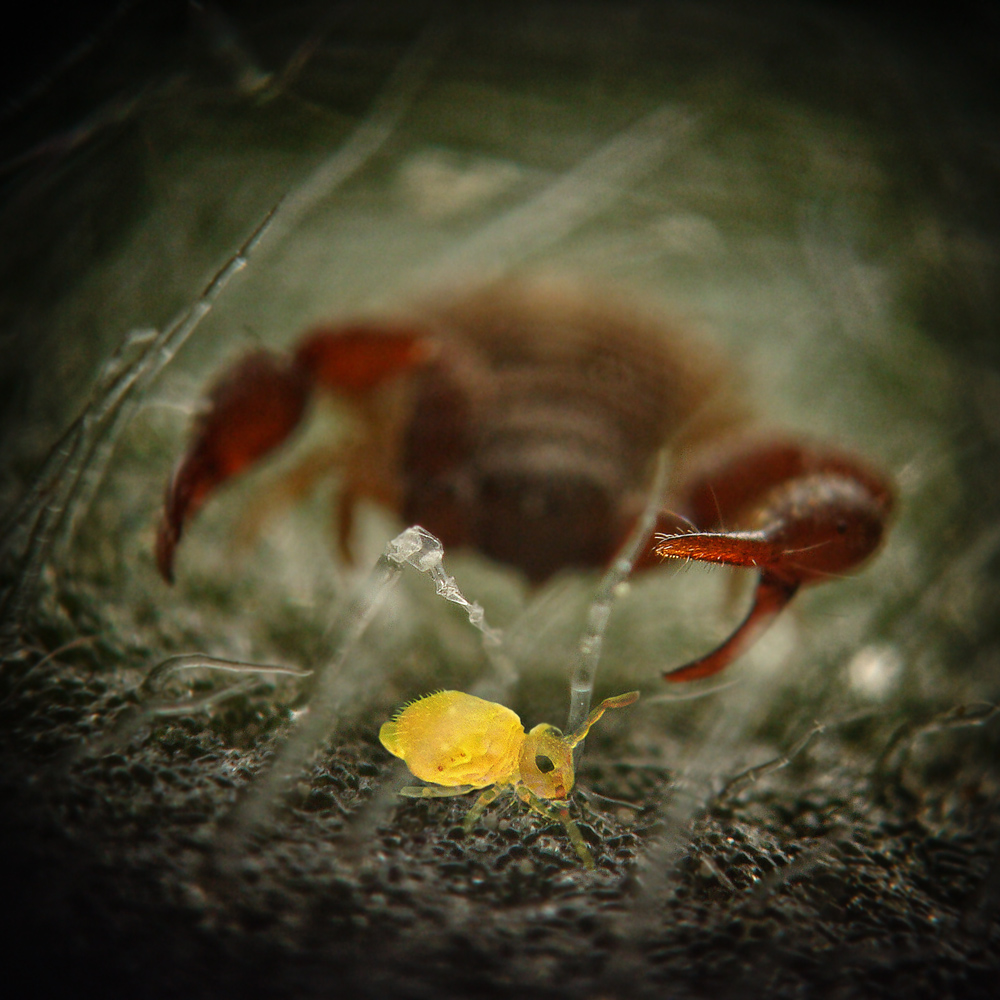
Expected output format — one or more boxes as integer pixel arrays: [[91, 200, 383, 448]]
[[156, 352, 309, 582], [156, 327, 430, 583], [662, 572, 798, 682]]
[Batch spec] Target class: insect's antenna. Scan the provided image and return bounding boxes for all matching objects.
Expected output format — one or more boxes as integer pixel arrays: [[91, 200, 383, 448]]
[[566, 690, 639, 748]]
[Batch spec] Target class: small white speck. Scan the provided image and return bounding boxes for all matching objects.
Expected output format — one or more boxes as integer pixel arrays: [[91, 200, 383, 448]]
[[847, 644, 903, 701]]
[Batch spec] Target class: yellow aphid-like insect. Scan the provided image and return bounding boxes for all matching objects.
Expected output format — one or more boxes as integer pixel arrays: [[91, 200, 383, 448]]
[[379, 689, 639, 868]]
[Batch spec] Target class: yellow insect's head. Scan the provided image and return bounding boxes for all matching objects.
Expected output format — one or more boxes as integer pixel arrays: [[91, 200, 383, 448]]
[[517, 690, 641, 800], [518, 724, 575, 800]]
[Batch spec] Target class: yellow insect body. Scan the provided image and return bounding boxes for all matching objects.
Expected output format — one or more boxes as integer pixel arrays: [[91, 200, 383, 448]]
[[379, 689, 639, 868], [379, 692, 524, 789]]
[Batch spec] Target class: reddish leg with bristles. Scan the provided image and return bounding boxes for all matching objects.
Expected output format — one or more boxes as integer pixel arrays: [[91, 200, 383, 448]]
[[653, 440, 894, 681], [156, 326, 431, 583]]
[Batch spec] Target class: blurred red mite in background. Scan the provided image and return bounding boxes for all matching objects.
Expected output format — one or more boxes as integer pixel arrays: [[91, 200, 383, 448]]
[[156, 279, 893, 682]]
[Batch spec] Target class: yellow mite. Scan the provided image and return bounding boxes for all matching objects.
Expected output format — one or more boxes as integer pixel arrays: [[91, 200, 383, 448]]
[[379, 689, 639, 868]]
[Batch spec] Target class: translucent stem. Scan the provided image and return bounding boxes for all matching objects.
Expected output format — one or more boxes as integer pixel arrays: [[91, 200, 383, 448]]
[[76, 654, 310, 761], [224, 542, 406, 838], [0, 203, 278, 634], [566, 449, 670, 736], [388, 526, 515, 699], [223, 526, 507, 844], [413, 105, 696, 291]]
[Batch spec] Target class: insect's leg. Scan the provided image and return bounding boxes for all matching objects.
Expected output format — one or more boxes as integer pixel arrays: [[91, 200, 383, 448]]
[[563, 816, 595, 869], [227, 443, 352, 558], [515, 785, 564, 824], [462, 785, 503, 831], [335, 478, 361, 564], [518, 787, 595, 869], [330, 437, 425, 565], [399, 784, 476, 799]]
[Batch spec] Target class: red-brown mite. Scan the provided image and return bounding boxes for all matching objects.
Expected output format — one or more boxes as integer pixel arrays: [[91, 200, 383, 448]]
[[155, 278, 894, 682]]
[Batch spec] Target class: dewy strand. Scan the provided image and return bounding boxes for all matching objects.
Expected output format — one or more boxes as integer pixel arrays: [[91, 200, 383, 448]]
[[566, 449, 670, 737], [0, 12, 449, 636], [0, 203, 277, 634], [219, 526, 507, 848]]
